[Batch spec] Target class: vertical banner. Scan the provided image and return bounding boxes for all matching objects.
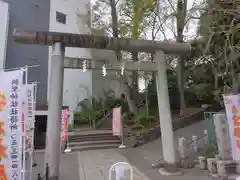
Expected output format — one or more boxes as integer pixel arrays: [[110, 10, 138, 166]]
[[61, 107, 69, 142], [0, 70, 23, 180], [223, 94, 240, 160], [22, 84, 35, 180], [24, 84, 35, 151], [112, 107, 122, 137]]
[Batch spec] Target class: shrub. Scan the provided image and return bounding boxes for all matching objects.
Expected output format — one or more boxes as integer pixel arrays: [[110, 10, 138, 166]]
[[74, 112, 90, 125], [139, 116, 156, 125], [68, 124, 73, 132], [123, 113, 135, 125], [123, 112, 135, 125], [131, 123, 144, 130], [204, 143, 218, 158]]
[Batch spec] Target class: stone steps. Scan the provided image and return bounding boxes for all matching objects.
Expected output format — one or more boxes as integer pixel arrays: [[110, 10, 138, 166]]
[[69, 134, 119, 142], [69, 139, 120, 147], [70, 144, 120, 152], [68, 130, 121, 151]]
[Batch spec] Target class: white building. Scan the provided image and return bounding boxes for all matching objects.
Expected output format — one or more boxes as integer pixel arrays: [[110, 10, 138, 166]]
[[47, 0, 94, 124]]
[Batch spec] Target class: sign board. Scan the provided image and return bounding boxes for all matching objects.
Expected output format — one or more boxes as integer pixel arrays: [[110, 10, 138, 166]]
[[112, 107, 122, 137], [61, 107, 69, 142]]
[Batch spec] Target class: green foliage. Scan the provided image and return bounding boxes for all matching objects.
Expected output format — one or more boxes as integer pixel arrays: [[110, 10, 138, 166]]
[[138, 116, 155, 126], [147, 70, 180, 110], [131, 123, 144, 130], [194, 83, 214, 101], [186, 83, 214, 105], [204, 142, 218, 158], [197, 0, 240, 94], [74, 90, 128, 127], [68, 124, 73, 132], [74, 111, 90, 125], [123, 112, 135, 125]]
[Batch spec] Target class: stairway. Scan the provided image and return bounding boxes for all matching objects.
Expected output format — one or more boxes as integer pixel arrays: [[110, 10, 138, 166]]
[[68, 130, 121, 151]]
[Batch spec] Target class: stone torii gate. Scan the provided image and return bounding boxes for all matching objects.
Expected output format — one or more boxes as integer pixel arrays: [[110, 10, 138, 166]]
[[13, 29, 191, 179]]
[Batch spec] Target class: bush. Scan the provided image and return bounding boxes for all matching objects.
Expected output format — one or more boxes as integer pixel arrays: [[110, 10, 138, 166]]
[[68, 124, 73, 132], [139, 116, 156, 126], [131, 123, 144, 130], [204, 143, 218, 158], [123, 112, 135, 125], [74, 112, 90, 125]]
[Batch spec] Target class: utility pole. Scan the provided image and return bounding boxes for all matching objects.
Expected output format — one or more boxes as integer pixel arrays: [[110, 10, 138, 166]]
[[45, 42, 65, 180]]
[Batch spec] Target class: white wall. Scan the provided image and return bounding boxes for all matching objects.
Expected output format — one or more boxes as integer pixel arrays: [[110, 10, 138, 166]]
[[92, 71, 124, 99], [47, 0, 92, 121], [63, 69, 92, 109], [0, 1, 9, 70]]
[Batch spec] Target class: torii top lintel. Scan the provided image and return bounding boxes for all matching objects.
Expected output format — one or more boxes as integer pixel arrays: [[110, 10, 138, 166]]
[[13, 29, 191, 54]]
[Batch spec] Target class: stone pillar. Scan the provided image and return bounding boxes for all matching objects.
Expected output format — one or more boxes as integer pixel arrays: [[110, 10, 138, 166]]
[[45, 42, 65, 180], [178, 137, 187, 159], [154, 51, 181, 175], [204, 130, 209, 145], [213, 113, 232, 160], [192, 135, 199, 152]]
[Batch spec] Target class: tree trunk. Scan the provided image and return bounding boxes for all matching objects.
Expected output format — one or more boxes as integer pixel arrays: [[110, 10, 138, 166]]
[[125, 85, 138, 114], [131, 52, 140, 106], [178, 56, 185, 116], [212, 68, 219, 89], [130, 8, 140, 108], [176, 0, 187, 115], [110, 0, 137, 113], [110, 0, 121, 60]]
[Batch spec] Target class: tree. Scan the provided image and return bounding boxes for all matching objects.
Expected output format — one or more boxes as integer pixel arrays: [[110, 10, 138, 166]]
[[91, 0, 156, 114], [152, 0, 203, 115], [197, 0, 240, 99]]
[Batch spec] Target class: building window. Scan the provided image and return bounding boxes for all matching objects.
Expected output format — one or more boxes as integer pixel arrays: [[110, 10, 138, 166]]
[[56, 11, 66, 24]]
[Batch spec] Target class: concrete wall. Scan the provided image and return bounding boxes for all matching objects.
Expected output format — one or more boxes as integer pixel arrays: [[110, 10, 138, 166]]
[[2, 0, 50, 103], [92, 71, 124, 99], [0, 1, 9, 70]]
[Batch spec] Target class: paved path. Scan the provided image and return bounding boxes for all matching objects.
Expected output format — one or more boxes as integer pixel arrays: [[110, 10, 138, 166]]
[[32, 151, 79, 180], [31, 121, 216, 180], [32, 150, 149, 180], [119, 121, 215, 180], [78, 150, 150, 180]]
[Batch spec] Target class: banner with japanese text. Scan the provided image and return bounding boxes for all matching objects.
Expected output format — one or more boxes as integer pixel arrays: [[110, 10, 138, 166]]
[[223, 94, 240, 160], [23, 84, 35, 151], [112, 107, 122, 137], [61, 108, 69, 142], [21, 83, 35, 180], [0, 70, 23, 180]]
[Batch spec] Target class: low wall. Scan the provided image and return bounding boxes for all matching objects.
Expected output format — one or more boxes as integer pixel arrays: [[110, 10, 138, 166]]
[[124, 109, 205, 148]]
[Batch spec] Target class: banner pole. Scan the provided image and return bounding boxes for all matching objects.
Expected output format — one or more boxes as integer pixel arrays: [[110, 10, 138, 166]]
[[22, 67, 28, 180], [32, 82, 37, 167], [28, 82, 36, 180], [24, 67, 27, 178]]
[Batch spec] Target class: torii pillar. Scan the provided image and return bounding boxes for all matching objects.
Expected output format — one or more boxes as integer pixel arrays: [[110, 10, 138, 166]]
[[13, 29, 191, 179]]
